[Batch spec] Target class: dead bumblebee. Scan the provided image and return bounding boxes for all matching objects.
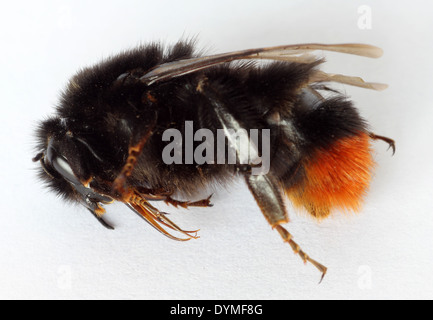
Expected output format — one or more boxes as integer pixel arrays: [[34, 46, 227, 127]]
[[33, 40, 395, 281]]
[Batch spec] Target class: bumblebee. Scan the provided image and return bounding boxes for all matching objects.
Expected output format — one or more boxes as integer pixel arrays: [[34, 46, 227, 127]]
[[33, 40, 394, 280]]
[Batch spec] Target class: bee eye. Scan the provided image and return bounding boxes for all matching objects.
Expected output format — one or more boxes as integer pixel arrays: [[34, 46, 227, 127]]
[[46, 142, 80, 185], [43, 139, 113, 208], [52, 155, 80, 184]]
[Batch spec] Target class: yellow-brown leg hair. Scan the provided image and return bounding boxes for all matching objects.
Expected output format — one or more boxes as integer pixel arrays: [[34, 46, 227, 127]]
[[127, 191, 200, 241], [112, 125, 155, 197]]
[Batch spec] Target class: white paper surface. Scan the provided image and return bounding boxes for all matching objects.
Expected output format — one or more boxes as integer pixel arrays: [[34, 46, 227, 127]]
[[1, 0, 432, 299]]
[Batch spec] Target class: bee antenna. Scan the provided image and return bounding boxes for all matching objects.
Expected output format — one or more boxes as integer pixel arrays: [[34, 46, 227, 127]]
[[32, 151, 44, 162], [87, 209, 115, 230]]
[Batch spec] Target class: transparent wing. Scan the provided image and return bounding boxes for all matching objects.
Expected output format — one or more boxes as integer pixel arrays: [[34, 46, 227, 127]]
[[140, 43, 384, 85]]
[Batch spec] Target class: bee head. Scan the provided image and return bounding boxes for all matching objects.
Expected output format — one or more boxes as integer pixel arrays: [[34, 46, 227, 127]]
[[33, 117, 113, 223]]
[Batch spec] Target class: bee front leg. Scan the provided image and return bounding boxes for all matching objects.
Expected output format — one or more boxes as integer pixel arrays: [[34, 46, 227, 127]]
[[112, 122, 156, 198], [245, 174, 327, 282]]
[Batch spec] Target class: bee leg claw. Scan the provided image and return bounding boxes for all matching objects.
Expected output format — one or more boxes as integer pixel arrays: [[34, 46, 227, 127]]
[[369, 132, 395, 155], [275, 224, 327, 283]]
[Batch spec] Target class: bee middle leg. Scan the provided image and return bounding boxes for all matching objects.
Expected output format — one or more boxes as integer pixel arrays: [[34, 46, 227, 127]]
[[135, 187, 213, 208], [165, 194, 214, 208], [245, 174, 327, 281]]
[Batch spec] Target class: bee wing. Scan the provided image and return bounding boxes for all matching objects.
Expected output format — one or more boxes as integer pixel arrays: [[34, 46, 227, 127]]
[[310, 70, 388, 91], [140, 43, 383, 85]]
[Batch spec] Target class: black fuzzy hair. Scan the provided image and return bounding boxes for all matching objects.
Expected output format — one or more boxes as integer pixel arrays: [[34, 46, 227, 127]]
[[293, 96, 368, 151]]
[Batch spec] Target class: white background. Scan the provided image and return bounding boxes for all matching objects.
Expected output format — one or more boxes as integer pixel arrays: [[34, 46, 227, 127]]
[[1, 0, 432, 300]]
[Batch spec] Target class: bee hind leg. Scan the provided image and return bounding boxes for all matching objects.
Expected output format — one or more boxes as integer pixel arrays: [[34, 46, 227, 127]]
[[245, 174, 327, 282]]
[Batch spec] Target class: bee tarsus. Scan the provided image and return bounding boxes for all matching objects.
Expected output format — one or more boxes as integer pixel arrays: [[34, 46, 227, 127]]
[[369, 132, 396, 155]]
